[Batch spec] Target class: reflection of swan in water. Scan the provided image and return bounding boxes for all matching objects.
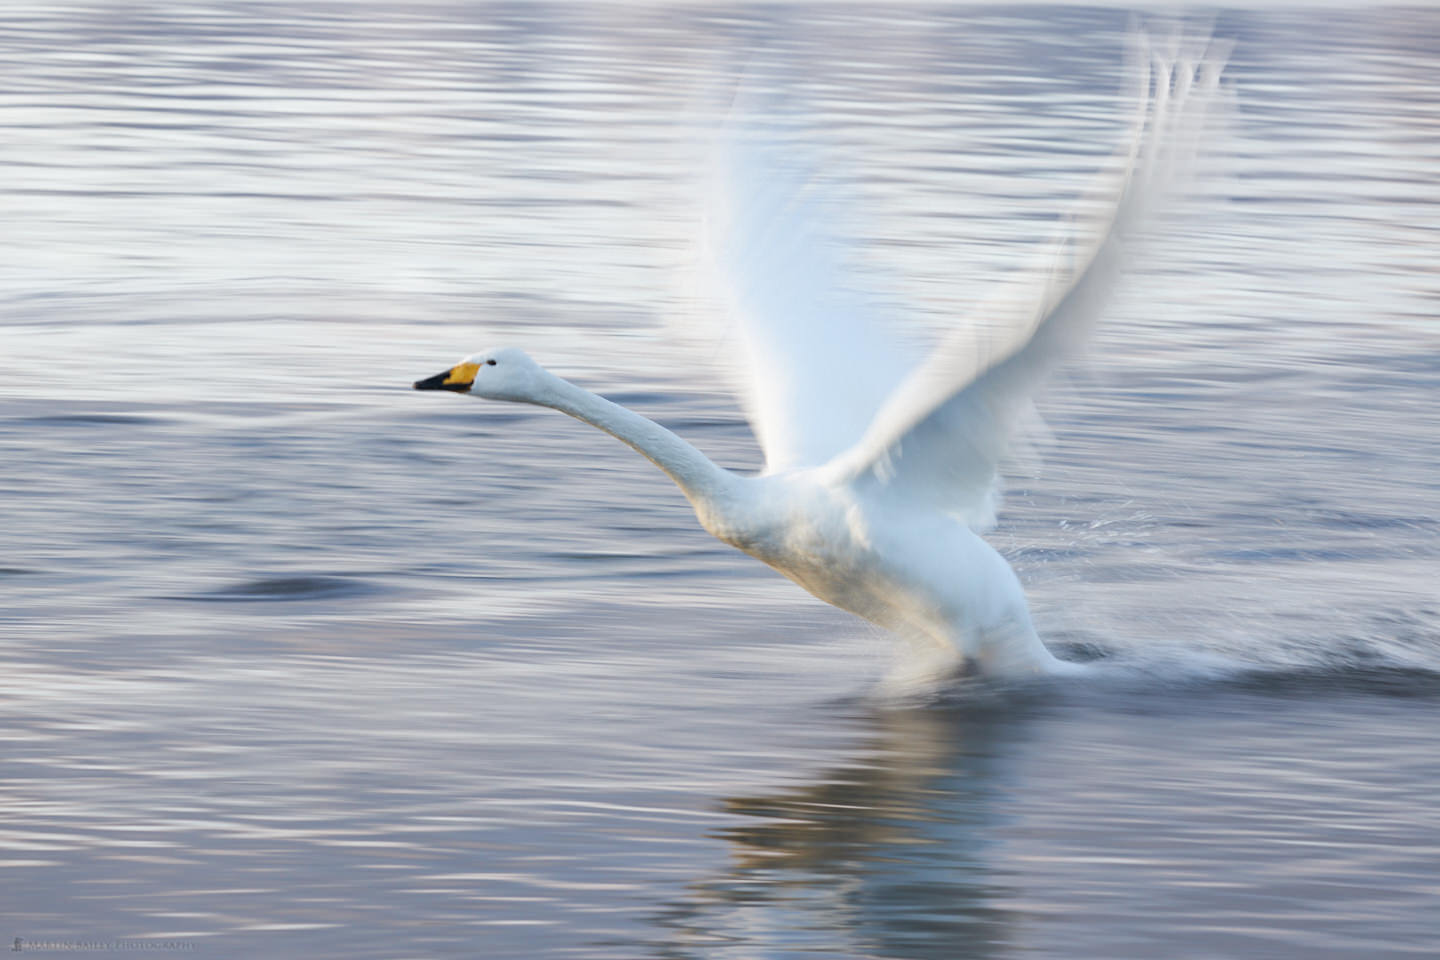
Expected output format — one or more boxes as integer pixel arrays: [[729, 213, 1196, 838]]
[[654, 703, 1036, 959], [415, 34, 1229, 685]]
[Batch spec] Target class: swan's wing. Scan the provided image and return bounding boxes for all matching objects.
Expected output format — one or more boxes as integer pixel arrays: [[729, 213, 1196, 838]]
[[702, 107, 917, 473], [827, 33, 1231, 529]]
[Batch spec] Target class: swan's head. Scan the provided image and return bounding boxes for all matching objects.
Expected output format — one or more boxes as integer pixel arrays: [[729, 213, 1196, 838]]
[[413, 348, 548, 402]]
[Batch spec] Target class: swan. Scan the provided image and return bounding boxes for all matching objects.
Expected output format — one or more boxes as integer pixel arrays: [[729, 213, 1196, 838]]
[[414, 34, 1229, 683]]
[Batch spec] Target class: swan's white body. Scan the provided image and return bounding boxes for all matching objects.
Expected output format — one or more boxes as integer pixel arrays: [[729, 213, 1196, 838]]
[[416, 35, 1228, 682], [703, 473, 1054, 676]]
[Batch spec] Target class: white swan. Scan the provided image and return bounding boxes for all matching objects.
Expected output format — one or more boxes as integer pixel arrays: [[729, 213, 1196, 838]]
[[415, 35, 1229, 682]]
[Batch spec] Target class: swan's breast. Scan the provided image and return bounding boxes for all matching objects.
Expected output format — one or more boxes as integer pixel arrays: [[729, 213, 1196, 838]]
[[696, 477, 810, 559], [700, 477, 894, 609]]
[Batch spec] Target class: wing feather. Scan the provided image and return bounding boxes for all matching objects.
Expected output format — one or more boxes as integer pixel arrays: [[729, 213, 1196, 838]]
[[703, 106, 916, 472], [826, 32, 1232, 528]]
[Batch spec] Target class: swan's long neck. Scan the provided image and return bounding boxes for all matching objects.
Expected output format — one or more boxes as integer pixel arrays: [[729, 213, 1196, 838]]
[[536, 374, 739, 509]]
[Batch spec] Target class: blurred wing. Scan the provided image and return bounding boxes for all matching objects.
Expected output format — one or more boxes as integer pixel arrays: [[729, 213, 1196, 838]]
[[828, 32, 1231, 529], [703, 108, 917, 473]]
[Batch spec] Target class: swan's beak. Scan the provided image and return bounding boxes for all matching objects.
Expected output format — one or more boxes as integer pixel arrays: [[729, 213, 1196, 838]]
[[413, 362, 478, 393]]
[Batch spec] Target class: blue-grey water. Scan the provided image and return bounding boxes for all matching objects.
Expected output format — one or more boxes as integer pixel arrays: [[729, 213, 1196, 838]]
[[2, 4, 1439, 958]]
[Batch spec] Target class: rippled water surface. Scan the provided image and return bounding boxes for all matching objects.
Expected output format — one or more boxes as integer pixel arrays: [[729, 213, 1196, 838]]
[[2, 4, 1439, 958]]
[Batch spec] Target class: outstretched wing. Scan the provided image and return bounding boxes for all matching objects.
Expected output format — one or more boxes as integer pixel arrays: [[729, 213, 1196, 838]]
[[825, 33, 1232, 529], [703, 106, 917, 473]]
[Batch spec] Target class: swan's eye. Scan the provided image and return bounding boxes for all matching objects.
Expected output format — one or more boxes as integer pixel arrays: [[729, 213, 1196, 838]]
[[486, 359, 497, 366]]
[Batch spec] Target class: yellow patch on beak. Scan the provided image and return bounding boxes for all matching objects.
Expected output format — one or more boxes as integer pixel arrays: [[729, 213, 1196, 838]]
[[414, 360, 481, 393], [443, 362, 481, 387]]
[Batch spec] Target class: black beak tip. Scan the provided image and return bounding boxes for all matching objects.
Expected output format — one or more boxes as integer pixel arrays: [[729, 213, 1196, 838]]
[[414, 370, 473, 392]]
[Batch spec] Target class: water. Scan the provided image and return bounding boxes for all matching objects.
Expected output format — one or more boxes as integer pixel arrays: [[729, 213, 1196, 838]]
[[2, 4, 1438, 957]]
